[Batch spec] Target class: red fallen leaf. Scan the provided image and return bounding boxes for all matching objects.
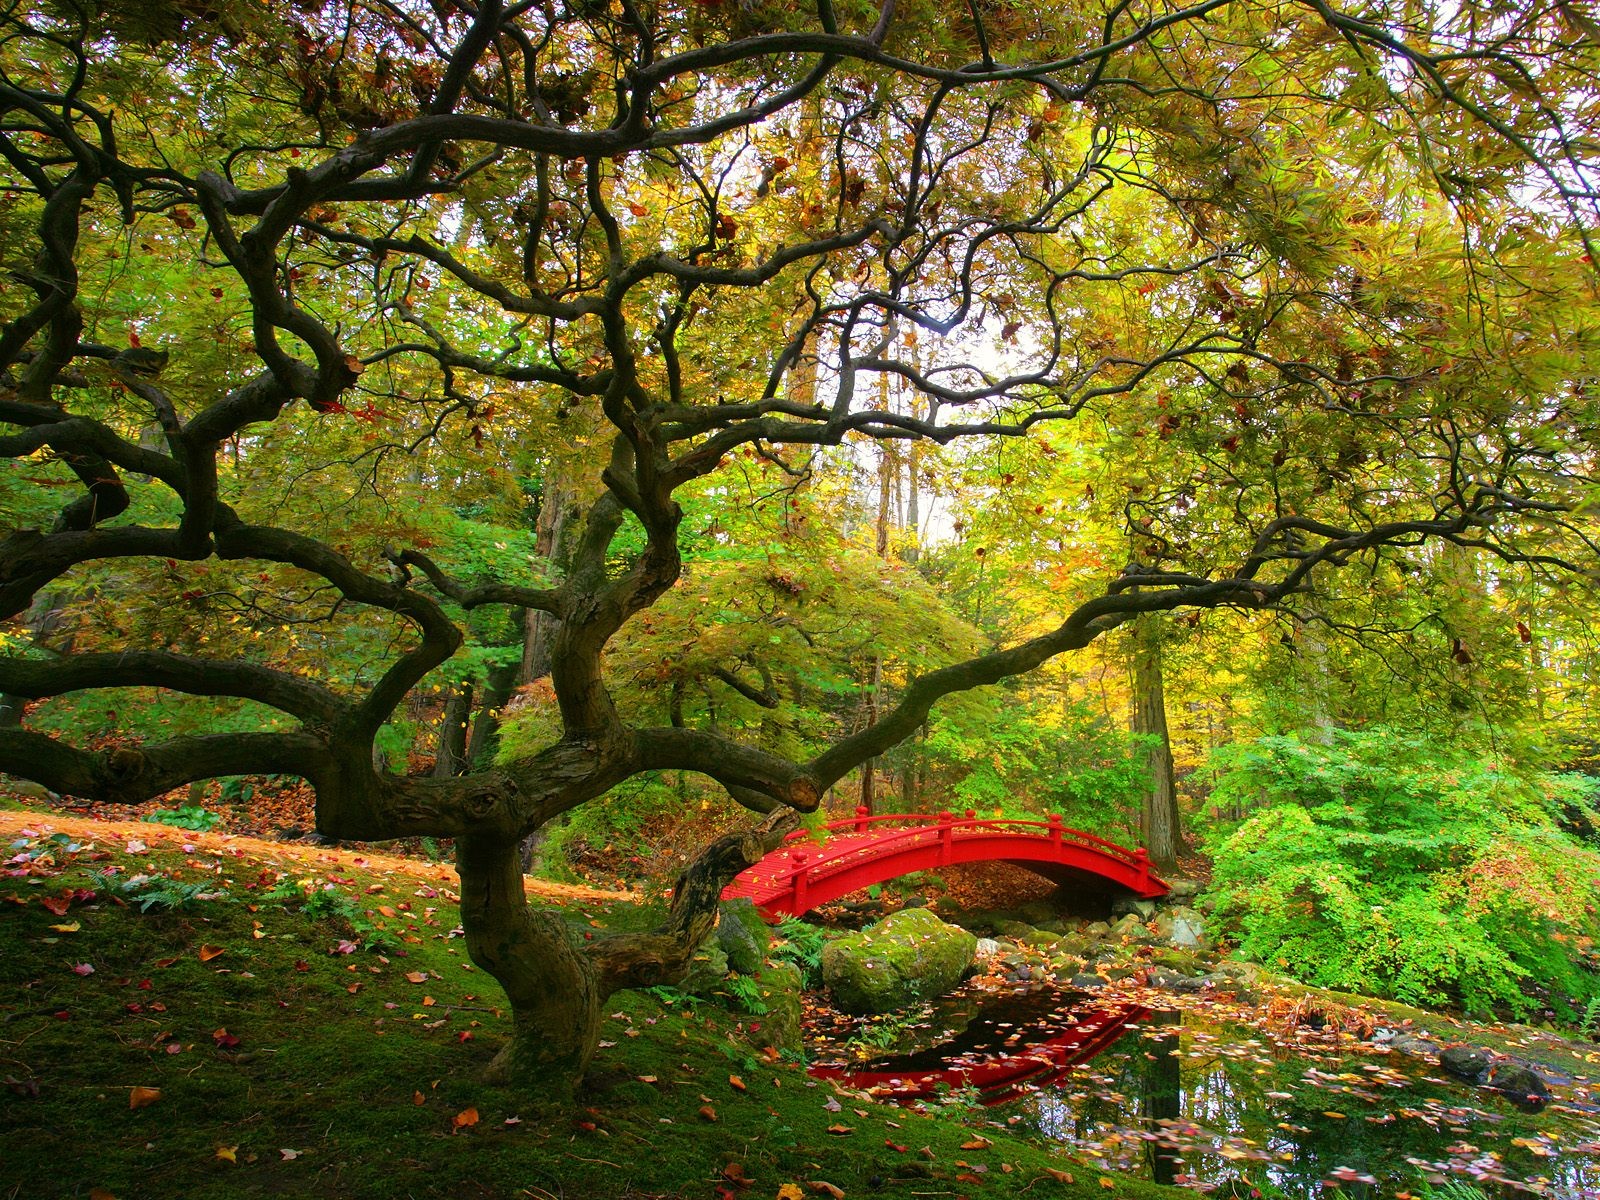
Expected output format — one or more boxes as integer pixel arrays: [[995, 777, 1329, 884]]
[[405, 971, 428, 983], [576, 1119, 599, 1132], [721, 1162, 753, 1188], [53, 1010, 70, 1021], [124, 1003, 144, 1014], [884, 1141, 908, 1152], [197, 944, 225, 962], [456, 1031, 473, 1043], [294, 960, 310, 972], [129, 1086, 161, 1110], [41, 894, 71, 916], [212, 1028, 241, 1049], [153, 957, 178, 969], [451, 1107, 479, 1130], [698, 1104, 718, 1122], [413, 1091, 425, 1106], [70, 963, 94, 976], [956, 1174, 982, 1185]]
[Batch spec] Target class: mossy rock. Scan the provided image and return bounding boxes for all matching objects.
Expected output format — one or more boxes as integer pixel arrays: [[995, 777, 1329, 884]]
[[716, 898, 771, 975], [680, 941, 729, 996], [820, 907, 977, 1014], [993, 919, 1038, 939], [1019, 931, 1062, 950], [743, 961, 804, 1053]]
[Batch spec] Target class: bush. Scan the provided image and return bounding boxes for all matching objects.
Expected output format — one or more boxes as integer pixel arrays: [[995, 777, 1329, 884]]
[[1205, 729, 1600, 1019]]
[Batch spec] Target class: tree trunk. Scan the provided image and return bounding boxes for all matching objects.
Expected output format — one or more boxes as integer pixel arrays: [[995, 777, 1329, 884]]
[[457, 832, 603, 1083], [433, 684, 474, 777], [1131, 616, 1181, 872], [457, 810, 797, 1089]]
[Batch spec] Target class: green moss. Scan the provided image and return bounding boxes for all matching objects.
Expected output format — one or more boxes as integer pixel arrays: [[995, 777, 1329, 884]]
[[820, 907, 977, 1014], [0, 830, 1182, 1200]]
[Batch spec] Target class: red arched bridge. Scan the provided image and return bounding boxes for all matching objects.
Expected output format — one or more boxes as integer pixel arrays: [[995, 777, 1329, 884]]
[[722, 809, 1168, 918]]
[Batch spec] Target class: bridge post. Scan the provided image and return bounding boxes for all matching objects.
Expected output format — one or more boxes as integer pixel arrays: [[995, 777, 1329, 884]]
[[790, 849, 809, 912], [1133, 846, 1150, 888], [1048, 812, 1063, 851], [938, 811, 954, 866], [854, 805, 870, 834]]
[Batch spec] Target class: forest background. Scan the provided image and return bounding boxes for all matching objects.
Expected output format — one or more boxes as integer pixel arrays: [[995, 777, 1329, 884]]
[[4, 0, 1600, 1080]]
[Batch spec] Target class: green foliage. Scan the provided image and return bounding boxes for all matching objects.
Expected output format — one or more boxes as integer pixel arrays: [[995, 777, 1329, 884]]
[[142, 805, 222, 832], [922, 689, 1153, 833], [92, 871, 225, 913], [720, 974, 769, 1015], [531, 774, 686, 881], [770, 917, 826, 986], [297, 886, 397, 950], [1205, 729, 1600, 1018]]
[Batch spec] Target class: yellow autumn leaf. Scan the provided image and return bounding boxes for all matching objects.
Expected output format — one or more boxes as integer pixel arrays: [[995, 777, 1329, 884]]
[[215, 1146, 238, 1164], [776, 1185, 805, 1200]]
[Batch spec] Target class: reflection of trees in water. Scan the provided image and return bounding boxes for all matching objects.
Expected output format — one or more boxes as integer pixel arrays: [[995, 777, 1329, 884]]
[[1143, 1013, 1181, 1186]]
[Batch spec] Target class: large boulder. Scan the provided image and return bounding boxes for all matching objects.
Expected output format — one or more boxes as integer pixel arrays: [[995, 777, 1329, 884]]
[[1150, 906, 1207, 948], [821, 908, 978, 1014], [716, 898, 771, 975]]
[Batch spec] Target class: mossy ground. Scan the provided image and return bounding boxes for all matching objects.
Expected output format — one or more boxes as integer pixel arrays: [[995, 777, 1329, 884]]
[[0, 812, 1182, 1200]]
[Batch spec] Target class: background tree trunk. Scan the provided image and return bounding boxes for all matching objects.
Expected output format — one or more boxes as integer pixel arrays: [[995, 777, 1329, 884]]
[[1132, 615, 1181, 871]]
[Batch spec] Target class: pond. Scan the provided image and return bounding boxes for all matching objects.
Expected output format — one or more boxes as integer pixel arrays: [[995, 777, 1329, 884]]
[[808, 985, 1600, 1197]]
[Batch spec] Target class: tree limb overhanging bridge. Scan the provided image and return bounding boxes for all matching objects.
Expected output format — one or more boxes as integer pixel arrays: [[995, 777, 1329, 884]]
[[722, 810, 1169, 918]]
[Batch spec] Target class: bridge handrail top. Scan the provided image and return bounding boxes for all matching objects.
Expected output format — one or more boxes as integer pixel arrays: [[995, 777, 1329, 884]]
[[776, 813, 1147, 868]]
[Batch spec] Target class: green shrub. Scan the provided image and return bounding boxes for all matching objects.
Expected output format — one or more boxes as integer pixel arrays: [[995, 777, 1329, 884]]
[[1205, 729, 1600, 1019], [143, 805, 222, 832]]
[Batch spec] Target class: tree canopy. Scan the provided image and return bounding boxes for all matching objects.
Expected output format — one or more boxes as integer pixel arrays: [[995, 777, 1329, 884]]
[[3, 0, 1599, 1081]]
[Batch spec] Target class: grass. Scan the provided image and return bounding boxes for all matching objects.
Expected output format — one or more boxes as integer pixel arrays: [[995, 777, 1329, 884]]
[[0, 820, 1184, 1200]]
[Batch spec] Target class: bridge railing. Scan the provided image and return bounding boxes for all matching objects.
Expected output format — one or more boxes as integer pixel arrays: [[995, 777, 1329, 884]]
[[781, 807, 1150, 869], [771, 808, 1155, 910]]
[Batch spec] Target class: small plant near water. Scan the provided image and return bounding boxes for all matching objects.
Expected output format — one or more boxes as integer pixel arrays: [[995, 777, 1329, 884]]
[[1581, 996, 1600, 1040], [720, 974, 769, 1015]]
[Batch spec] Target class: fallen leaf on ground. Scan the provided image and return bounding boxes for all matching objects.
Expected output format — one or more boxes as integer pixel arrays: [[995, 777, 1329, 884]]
[[806, 1183, 845, 1199], [128, 1086, 161, 1110], [197, 944, 225, 962], [215, 1146, 238, 1164], [698, 1104, 717, 1122], [405, 971, 427, 983], [279, 1148, 301, 1160], [728, 1074, 746, 1091], [776, 1186, 804, 1200], [70, 963, 93, 976], [452, 1107, 479, 1130]]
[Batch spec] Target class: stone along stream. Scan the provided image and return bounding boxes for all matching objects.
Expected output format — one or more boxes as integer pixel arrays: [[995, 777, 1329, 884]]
[[807, 983, 1600, 1196]]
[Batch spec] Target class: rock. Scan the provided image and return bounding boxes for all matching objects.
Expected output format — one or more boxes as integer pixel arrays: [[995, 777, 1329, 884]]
[[743, 962, 804, 1053], [973, 937, 1002, 959], [900, 895, 930, 909], [1068, 973, 1106, 990], [679, 941, 730, 997], [1438, 1045, 1493, 1081], [1017, 900, 1059, 926], [1150, 948, 1206, 974], [716, 898, 771, 976], [1085, 920, 1111, 939], [1112, 897, 1159, 919], [1053, 933, 1094, 958], [1019, 931, 1062, 950], [1150, 906, 1206, 948], [1165, 878, 1202, 899], [821, 907, 978, 1014], [993, 920, 1038, 940], [1484, 1061, 1552, 1111], [1109, 913, 1148, 940]]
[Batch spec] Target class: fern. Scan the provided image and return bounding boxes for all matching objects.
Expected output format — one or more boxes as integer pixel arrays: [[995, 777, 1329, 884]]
[[1581, 996, 1600, 1040], [771, 917, 826, 985], [721, 974, 769, 1015]]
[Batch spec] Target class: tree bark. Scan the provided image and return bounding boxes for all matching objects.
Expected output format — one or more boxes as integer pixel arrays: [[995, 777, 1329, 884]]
[[433, 683, 474, 777], [1131, 615, 1181, 872]]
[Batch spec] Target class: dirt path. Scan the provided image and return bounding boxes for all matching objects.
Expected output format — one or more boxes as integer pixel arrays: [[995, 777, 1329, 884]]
[[0, 805, 637, 903]]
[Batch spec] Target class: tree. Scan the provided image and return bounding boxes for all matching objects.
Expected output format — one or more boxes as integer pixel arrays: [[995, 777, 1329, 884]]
[[3, 0, 1598, 1086]]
